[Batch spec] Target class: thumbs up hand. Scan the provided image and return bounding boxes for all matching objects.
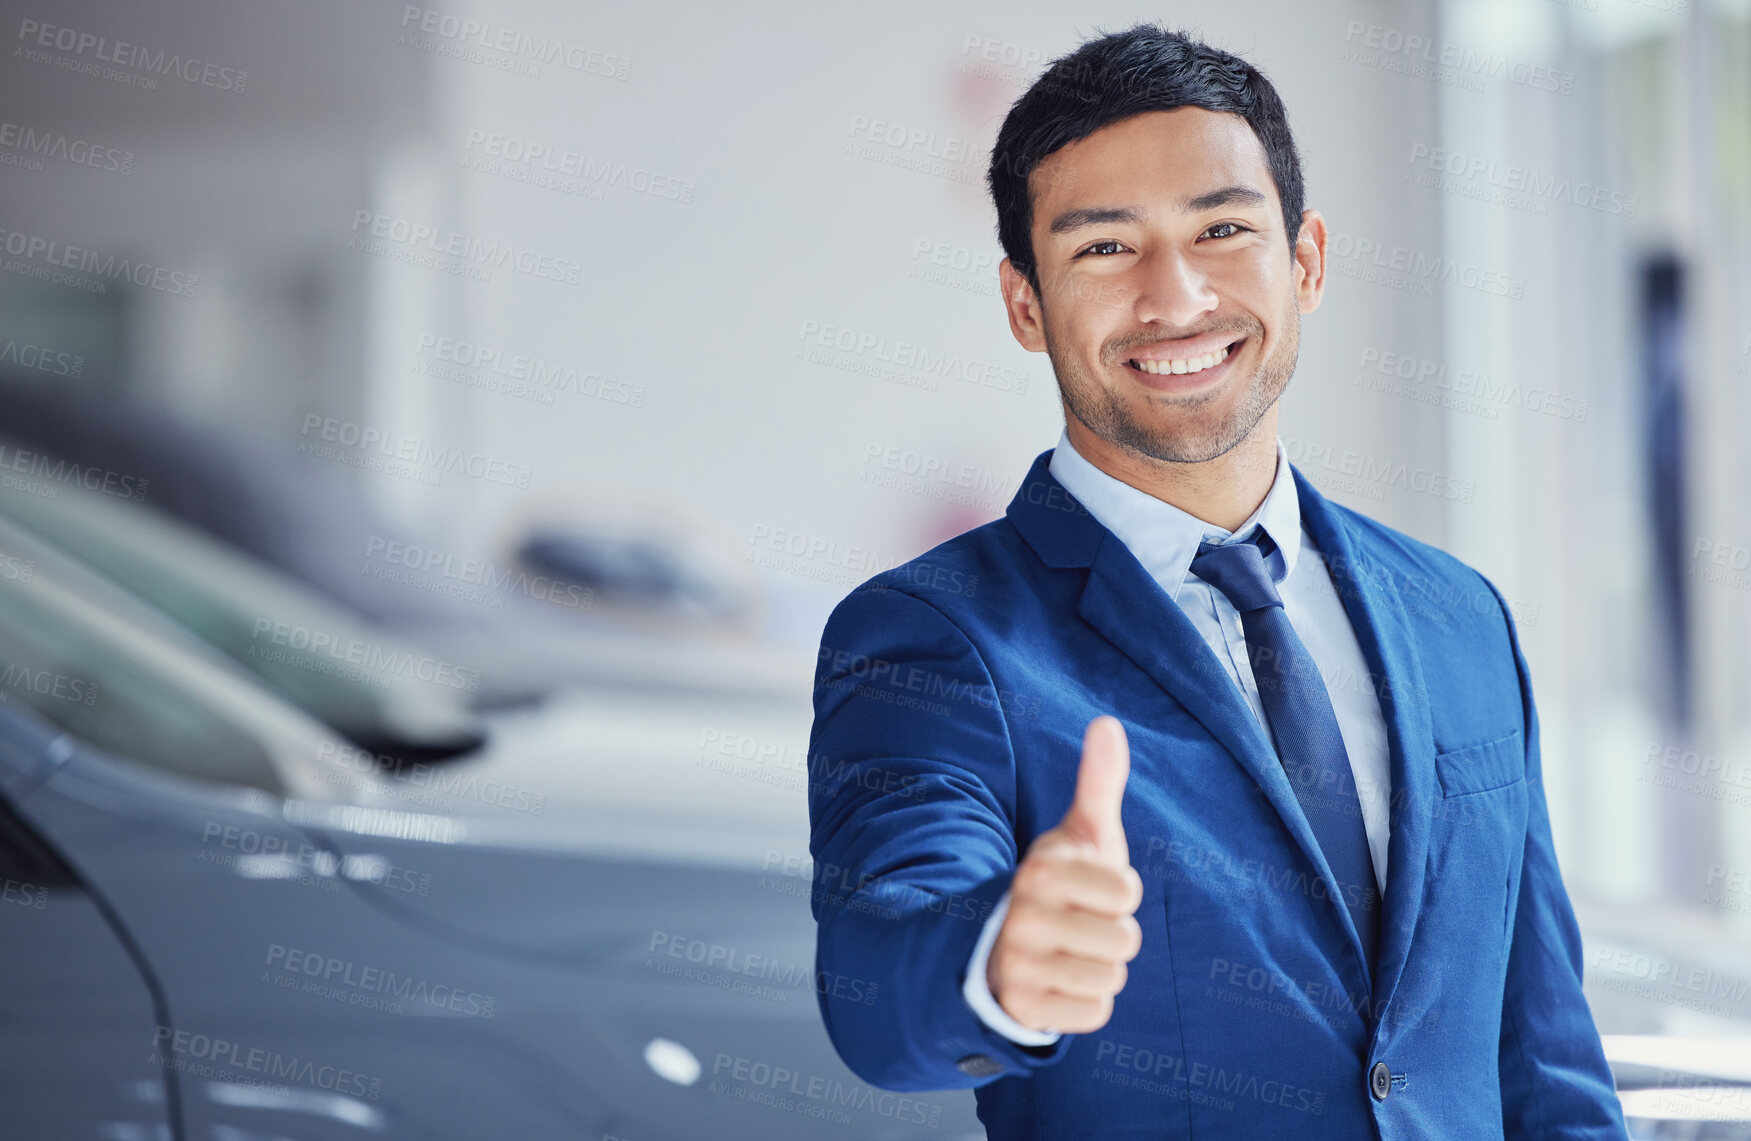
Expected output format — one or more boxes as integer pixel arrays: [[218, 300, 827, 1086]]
[[988, 716, 1144, 1035]]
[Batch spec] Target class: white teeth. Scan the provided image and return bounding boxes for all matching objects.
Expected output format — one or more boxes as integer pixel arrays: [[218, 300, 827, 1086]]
[[1131, 343, 1233, 376]]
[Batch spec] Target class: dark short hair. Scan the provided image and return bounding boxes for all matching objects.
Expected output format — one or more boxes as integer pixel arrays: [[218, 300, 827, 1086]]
[[988, 24, 1305, 296]]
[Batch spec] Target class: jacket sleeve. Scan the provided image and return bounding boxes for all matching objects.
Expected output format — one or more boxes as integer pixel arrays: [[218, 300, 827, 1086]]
[[963, 891, 1065, 1046], [1485, 577, 1629, 1140], [808, 583, 1074, 1091]]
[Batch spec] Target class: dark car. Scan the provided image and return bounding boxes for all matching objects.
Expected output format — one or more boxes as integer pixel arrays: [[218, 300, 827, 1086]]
[[0, 497, 985, 1139]]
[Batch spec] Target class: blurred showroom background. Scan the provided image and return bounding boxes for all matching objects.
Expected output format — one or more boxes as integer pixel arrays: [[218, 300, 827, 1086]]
[[1, 0, 1749, 1136]]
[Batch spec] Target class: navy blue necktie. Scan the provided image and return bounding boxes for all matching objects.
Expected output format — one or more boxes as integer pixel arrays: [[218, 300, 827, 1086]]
[[1189, 530, 1381, 973]]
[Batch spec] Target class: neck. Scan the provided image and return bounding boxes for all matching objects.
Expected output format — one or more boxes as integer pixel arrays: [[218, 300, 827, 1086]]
[[1064, 407, 1280, 532]]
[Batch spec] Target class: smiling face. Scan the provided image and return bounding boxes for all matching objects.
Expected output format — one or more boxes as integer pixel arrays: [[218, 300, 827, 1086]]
[[1001, 108, 1327, 465]]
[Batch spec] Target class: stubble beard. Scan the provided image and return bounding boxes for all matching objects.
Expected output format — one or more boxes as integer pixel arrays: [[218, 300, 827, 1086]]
[[1044, 295, 1301, 465]]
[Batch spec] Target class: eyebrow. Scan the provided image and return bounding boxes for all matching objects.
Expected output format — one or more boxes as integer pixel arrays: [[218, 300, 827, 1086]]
[[1046, 185, 1269, 235]]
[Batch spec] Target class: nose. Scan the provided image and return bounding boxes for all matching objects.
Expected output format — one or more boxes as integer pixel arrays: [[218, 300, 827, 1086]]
[[1132, 246, 1219, 328]]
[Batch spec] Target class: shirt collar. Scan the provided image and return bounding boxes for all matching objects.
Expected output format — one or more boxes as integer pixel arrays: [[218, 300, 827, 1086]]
[[1046, 426, 1302, 598]]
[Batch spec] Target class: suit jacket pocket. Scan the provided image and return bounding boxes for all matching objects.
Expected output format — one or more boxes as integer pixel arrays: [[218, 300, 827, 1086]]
[[1434, 728, 1525, 797], [1429, 730, 1530, 972]]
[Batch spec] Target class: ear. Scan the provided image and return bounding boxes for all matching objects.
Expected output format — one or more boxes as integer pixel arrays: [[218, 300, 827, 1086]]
[[1000, 257, 1048, 352], [1293, 208, 1327, 314]]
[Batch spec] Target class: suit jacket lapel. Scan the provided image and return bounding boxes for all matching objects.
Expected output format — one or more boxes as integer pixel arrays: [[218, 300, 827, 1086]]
[[1005, 450, 1373, 979], [1292, 464, 1436, 1017]]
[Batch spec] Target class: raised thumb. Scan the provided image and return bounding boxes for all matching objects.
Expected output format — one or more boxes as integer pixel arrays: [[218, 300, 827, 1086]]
[[1058, 715, 1130, 860]]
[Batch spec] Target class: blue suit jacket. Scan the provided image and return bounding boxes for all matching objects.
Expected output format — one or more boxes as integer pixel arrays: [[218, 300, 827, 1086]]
[[807, 449, 1627, 1140]]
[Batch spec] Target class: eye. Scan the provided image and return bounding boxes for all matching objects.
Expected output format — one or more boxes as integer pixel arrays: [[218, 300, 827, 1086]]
[[1077, 240, 1129, 258], [1203, 222, 1252, 240]]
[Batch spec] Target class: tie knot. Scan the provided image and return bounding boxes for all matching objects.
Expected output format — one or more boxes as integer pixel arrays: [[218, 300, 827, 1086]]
[[1190, 529, 1282, 613]]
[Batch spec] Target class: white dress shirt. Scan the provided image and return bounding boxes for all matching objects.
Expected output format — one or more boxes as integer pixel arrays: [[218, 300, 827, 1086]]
[[962, 427, 1394, 1046]]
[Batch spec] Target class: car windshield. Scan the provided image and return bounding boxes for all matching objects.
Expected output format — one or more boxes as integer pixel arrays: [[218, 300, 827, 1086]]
[[0, 467, 485, 765], [0, 514, 360, 799]]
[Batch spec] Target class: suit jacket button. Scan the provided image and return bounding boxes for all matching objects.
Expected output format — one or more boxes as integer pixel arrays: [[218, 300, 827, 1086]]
[[957, 1054, 1005, 1078], [1369, 1061, 1391, 1101]]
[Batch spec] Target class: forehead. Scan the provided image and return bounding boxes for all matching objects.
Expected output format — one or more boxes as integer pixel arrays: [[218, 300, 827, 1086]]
[[1028, 107, 1276, 224]]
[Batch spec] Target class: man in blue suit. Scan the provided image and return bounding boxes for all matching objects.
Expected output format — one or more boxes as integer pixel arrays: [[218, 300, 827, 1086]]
[[807, 24, 1627, 1140]]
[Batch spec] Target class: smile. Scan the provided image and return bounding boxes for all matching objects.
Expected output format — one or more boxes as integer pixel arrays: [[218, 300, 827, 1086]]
[[1126, 338, 1242, 376]]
